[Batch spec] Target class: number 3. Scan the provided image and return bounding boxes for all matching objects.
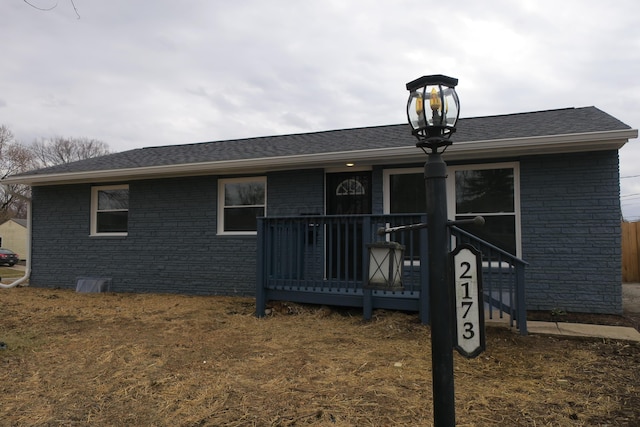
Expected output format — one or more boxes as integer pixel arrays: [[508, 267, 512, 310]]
[[463, 322, 475, 339]]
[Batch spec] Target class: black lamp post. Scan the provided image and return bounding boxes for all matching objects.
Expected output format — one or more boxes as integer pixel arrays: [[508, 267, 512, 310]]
[[406, 74, 460, 426]]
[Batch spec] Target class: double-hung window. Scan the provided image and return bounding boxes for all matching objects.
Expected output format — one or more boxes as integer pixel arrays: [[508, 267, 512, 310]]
[[448, 163, 520, 256], [91, 184, 129, 236], [218, 177, 266, 234]]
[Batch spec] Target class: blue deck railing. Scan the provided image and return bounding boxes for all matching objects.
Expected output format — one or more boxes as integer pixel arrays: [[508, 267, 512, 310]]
[[449, 226, 528, 334], [256, 214, 527, 334]]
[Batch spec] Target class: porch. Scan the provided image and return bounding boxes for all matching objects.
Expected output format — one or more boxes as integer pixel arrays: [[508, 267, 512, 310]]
[[256, 214, 528, 335]]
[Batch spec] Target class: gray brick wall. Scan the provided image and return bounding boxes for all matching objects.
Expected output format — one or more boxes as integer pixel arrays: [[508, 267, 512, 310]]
[[31, 176, 257, 295], [267, 169, 324, 216], [372, 166, 384, 214], [520, 150, 622, 314]]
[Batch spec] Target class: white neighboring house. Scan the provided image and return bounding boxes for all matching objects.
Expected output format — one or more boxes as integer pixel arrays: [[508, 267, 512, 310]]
[[0, 218, 27, 262]]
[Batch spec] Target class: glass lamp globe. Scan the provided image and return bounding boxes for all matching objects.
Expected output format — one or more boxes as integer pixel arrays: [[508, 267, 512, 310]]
[[406, 75, 460, 141]]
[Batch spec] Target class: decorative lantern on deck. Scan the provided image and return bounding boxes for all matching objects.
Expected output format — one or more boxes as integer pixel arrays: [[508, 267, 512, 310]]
[[366, 241, 405, 290]]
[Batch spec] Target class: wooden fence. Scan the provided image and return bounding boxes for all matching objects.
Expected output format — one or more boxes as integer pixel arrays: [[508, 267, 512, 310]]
[[622, 221, 640, 282]]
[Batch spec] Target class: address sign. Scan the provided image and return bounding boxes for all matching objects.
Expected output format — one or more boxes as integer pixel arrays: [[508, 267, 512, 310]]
[[450, 243, 486, 358]]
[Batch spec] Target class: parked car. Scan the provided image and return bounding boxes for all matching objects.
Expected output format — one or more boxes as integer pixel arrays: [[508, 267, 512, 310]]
[[0, 248, 19, 266]]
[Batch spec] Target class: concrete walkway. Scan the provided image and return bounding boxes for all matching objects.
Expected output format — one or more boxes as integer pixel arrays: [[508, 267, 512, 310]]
[[525, 283, 640, 342], [527, 321, 640, 342]]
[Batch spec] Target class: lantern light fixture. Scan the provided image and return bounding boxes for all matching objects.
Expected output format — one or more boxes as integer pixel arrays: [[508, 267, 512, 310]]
[[406, 74, 460, 148], [366, 241, 405, 290]]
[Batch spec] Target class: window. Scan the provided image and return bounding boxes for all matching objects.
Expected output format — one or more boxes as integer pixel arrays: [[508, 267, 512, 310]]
[[91, 185, 129, 236], [336, 178, 366, 196], [387, 170, 425, 214], [218, 177, 266, 234], [449, 163, 520, 256], [384, 163, 520, 256], [383, 168, 425, 260]]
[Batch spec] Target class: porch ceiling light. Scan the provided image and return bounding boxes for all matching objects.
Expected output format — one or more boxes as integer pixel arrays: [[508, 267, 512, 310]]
[[406, 74, 460, 146]]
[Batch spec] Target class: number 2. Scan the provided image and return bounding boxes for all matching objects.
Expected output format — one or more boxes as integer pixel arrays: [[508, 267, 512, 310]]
[[459, 261, 472, 279]]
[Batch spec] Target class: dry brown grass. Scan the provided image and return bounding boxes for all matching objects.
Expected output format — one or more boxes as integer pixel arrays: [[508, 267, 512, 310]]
[[1, 287, 638, 426]]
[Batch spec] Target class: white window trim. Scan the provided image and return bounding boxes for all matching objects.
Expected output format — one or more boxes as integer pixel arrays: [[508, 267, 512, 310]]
[[381, 167, 425, 247], [447, 162, 521, 257], [383, 162, 522, 257], [217, 176, 267, 236], [90, 184, 129, 237]]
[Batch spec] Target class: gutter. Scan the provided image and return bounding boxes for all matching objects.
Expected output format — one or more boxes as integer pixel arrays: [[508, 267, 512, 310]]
[[0, 191, 31, 289]]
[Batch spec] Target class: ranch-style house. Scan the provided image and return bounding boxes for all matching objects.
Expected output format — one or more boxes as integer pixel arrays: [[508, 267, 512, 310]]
[[2, 106, 637, 332]]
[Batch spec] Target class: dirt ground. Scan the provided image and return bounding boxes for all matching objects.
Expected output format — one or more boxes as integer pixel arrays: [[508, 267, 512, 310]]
[[1, 287, 639, 426]]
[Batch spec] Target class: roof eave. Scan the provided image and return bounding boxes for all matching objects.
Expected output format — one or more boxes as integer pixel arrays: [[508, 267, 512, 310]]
[[3, 128, 636, 186], [444, 128, 637, 160]]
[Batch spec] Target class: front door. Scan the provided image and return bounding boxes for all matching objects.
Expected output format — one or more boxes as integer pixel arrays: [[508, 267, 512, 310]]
[[326, 171, 372, 281]]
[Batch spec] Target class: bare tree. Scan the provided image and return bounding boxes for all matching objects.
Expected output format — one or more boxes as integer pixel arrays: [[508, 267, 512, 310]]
[[23, 0, 80, 18], [0, 126, 36, 222], [0, 128, 111, 221], [30, 136, 110, 168]]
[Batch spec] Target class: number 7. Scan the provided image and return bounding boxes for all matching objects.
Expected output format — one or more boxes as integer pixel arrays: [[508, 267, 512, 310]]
[[461, 300, 473, 318]]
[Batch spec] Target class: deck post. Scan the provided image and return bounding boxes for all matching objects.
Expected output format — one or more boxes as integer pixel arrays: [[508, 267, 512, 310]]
[[362, 216, 373, 320], [515, 263, 528, 335], [363, 288, 373, 320], [255, 218, 267, 317]]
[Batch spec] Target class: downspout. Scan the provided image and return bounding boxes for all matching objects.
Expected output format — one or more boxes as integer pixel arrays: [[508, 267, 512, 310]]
[[0, 189, 31, 289]]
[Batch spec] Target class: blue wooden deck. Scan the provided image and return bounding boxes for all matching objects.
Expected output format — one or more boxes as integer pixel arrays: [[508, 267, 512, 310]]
[[256, 214, 528, 334]]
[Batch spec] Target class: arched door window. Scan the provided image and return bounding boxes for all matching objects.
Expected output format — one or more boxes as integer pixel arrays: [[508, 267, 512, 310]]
[[327, 172, 371, 215]]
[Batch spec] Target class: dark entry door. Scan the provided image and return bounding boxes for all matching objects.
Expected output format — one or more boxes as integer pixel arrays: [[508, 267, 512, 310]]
[[326, 171, 372, 281]]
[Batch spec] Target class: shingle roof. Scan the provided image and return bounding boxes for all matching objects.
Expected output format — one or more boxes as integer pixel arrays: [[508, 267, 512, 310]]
[[8, 106, 635, 179], [0, 218, 27, 228]]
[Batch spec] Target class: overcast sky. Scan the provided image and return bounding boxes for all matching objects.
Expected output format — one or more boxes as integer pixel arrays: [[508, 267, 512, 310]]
[[2, 0, 640, 217]]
